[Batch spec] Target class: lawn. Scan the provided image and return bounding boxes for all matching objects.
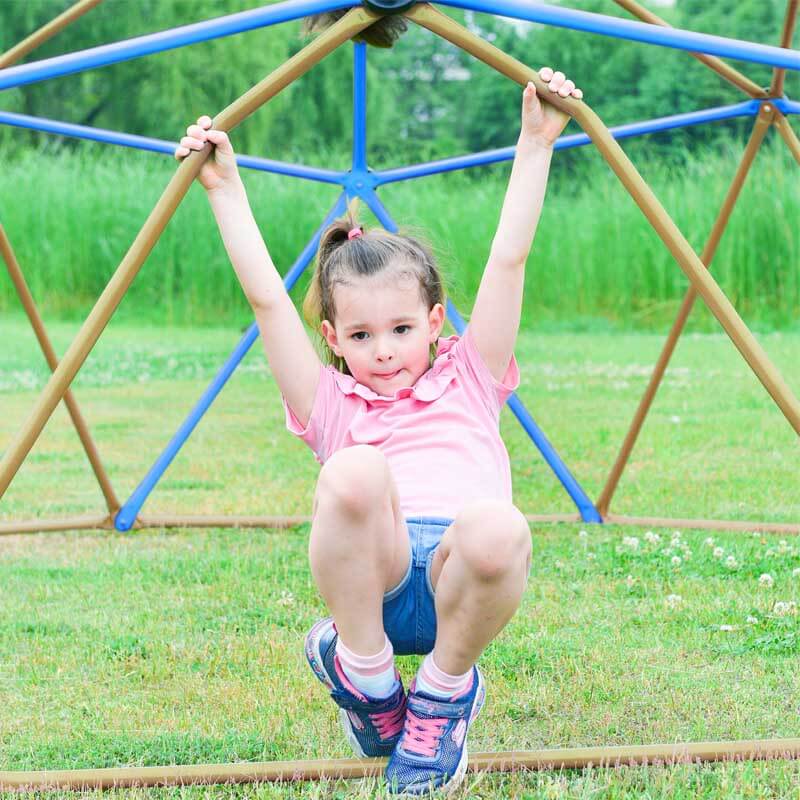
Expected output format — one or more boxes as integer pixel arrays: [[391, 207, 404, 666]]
[[1, 316, 799, 797]]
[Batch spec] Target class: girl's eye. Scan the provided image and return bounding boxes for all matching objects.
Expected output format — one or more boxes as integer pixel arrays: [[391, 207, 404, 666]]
[[394, 325, 410, 334], [351, 332, 368, 341]]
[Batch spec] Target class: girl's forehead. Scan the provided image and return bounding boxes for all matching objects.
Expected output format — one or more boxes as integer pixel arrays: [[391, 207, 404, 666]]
[[334, 275, 426, 319]]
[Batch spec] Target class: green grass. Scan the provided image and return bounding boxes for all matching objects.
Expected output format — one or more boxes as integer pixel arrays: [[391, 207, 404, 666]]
[[1, 135, 798, 330], [1, 318, 799, 798]]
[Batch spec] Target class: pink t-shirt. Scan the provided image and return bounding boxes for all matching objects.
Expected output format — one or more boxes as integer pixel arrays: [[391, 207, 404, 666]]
[[283, 327, 520, 519]]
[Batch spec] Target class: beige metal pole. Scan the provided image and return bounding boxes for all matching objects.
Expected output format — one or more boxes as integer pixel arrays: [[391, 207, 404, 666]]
[[0, 224, 121, 514], [595, 109, 774, 516], [0, 7, 378, 500], [0, 514, 112, 536], [773, 112, 800, 165], [770, 0, 799, 97], [611, 0, 767, 98], [605, 514, 800, 534], [406, 4, 800, 438], [2, 737, 799, 790], [0, 0, 105, 69]]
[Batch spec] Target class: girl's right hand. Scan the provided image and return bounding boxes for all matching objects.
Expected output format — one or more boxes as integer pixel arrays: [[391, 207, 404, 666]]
[[174, 115, 238, 192]]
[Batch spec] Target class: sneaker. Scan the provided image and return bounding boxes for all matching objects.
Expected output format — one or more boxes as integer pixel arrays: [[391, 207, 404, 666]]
[[385, 665, 485, 795], [305, 617, 407, 758]]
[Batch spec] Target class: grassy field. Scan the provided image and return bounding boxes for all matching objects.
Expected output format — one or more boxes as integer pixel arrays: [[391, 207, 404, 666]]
[[1, 317, 799, 798], [1, 135, 798, 331]]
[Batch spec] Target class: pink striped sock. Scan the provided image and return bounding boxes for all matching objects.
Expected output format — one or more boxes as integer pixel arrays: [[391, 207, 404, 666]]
[[335, 634, 397, 699], [415, 652, 472, 699]]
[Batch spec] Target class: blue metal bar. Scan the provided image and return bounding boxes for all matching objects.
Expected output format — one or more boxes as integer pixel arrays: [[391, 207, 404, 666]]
[[776, 98, 800, 114], [115, 193, 348, 531], [352, 42, 368, 172], [0, 111, 346, 184], [444, 304, 601, 524], [361, 189, 601, 523], [0, 0, 358, 91], [435, 0, 800, 71], [376, 100, 762, 183]]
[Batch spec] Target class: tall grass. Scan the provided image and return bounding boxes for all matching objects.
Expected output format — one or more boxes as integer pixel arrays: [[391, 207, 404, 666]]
[[0, 137, 798, 330]]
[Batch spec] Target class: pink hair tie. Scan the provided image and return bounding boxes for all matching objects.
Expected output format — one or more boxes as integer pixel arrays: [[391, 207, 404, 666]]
[[347, 227, 363, 240]]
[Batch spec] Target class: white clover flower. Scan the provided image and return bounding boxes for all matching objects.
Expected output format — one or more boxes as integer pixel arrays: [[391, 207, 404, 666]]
[[746, 615, 759, 625], [713, 547, 724, 559], [671, 555, 682, 566], [666, 594, 682, 609], [578, 530, 588, 540], [670, 415, 681, 424], [680, 544, 692, 559], [704, 537, 715, 547], [778, 540, 790, 555], [765, 549, 775, 558], [555, 560, 565, 570], [277, 590, 295, 607], [672, 530, 682, 539], [793, 567, 800, 578], [719, 624, 735, 632], [587, 552, 596, 560], [725, 555, 738, 570], [773, 601, 797, 617], [625, 574, 636, 588], [752, 531, 761, 538], [622, 536, 640, 550], [759, 573, 774, 588], [670, 537, 681, 548], [645, 530, 660, 544]]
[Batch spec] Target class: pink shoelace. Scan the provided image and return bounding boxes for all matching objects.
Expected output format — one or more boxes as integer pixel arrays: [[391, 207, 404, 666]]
[[370, 702, 406, 740], [399, 710, 447, 757]]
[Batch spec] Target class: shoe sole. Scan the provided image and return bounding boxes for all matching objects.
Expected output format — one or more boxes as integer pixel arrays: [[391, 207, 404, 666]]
[[305, 618, 368, 759], [393, 669, 486, 797]]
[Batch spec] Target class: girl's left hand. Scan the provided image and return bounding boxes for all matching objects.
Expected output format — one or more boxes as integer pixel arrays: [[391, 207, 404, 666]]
[[521, 66, 583, 147]]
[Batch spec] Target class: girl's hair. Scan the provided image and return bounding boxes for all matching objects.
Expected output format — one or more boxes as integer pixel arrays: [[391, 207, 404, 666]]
[[303, 213, 446, 375], [303, 11, 407, 49]]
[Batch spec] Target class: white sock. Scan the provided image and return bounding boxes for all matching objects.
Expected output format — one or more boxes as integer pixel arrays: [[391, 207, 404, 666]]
[[335, 634, 398, 699], [415, 652, 472, 699]]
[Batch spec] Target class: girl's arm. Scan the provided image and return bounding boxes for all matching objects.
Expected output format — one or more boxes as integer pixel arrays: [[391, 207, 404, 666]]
[[469, 68, 582, 382], [177, 118, 322, 427]]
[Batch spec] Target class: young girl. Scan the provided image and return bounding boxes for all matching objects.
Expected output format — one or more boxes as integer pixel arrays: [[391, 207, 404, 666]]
[[176, 66, 582, 795]]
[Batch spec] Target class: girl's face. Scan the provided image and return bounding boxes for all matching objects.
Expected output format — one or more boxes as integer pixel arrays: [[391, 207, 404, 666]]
[[321, 272, 445, 393]]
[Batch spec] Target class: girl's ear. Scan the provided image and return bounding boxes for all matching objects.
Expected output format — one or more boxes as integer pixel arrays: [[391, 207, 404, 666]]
[[428, 303, 446, 341], [321, 319, 343, 357]]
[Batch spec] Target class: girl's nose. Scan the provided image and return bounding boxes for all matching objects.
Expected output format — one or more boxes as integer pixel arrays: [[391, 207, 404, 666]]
[[375, 341, 394, 361]]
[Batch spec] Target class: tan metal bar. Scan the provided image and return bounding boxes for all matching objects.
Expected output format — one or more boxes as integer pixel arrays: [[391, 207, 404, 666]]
[[0, 0, 105, 69], [406, 5, 800, 437], [137, 514, 309, 529], [595, 109, 774, 516], [611, 0, 767, 98], [605, 514, 800, 535], [0, 224, 121, 514], [139, 513, 582, 527], [0, 514, 113, 535], [3, 512, 796, 536], [2, 737, 799, 790], [770, 0, 799, 97], [0, 7, 378, 501], [773, 111, 800, 164]]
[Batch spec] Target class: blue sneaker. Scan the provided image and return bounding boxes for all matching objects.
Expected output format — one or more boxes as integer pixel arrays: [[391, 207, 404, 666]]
[[305, 617, 407, 758], [385, 665, 485, 795]]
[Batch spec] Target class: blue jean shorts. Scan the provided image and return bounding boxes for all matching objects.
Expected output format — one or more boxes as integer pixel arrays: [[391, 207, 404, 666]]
[[382, 516, 452, 656]]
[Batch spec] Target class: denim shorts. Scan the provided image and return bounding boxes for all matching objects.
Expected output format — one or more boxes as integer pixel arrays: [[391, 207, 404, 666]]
[[382, 516, 452, 656]]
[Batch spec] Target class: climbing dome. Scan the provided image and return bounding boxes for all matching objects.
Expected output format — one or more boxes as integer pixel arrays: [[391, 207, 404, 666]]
[[0, 0, 799, 787]]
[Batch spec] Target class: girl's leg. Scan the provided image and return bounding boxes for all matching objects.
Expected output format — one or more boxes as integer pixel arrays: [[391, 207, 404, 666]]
[[428, 499, 531, 675], [309, 445, 410, 655]]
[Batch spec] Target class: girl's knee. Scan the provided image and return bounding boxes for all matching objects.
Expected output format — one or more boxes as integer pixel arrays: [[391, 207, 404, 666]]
[[315, 445, 392, 519], [454, 500, 531, 581]]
